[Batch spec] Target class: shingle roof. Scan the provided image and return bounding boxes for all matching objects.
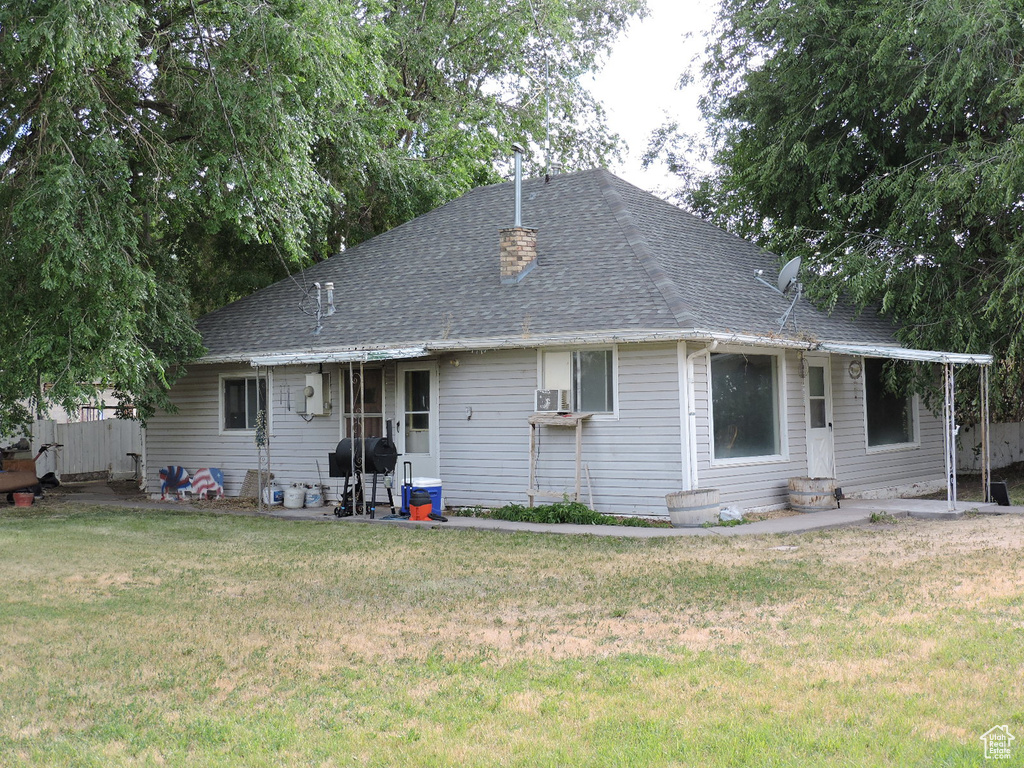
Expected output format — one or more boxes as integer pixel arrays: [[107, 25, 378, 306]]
[[197, 168, 899, 360]]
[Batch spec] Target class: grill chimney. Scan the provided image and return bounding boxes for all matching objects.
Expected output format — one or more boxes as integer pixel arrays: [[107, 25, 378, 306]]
[[500, 143, 537, 284]]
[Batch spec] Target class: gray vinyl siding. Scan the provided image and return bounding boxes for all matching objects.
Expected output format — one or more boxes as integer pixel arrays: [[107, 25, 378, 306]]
[[691, 349, 944, 510], [146, 364, 344, 498], [438, 344, 684, 517], [694, 348, 808, 509], [146, 349, 946, 513], [829, 355, 944, 494], [437, 349, 536, 503]]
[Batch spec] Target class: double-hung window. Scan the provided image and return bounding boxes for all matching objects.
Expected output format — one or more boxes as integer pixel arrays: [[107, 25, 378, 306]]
[[864, 358, 917, 448], [222, 375, 267, 432], [540, 348, 616, 414], [709, 351, 782, 460]]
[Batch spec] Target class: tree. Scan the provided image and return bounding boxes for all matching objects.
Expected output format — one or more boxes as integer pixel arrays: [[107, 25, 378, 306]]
[[319, 0, 646, 251], [1, 0, 646, 433], [677, 0, 1024, 418], [0, 0, 369, 430]]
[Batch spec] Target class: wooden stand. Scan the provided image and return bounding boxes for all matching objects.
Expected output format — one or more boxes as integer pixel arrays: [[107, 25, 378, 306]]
[[527, 412, 592, 506]]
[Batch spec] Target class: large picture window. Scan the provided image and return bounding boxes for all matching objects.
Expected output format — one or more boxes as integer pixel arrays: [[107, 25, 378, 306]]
[[541, 348, 615, 413], [222, 375, 267, 431], [710, 352, 781, 460], [864, 358, 916, 447]]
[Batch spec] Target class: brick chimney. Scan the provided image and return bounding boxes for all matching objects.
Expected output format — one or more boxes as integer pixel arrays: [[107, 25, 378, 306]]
[[500, 142, 537, 284], [499, 226, 538, 283]]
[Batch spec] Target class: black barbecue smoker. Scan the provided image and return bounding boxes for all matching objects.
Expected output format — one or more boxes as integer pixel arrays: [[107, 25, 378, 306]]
[[328, 421, 399, 517]]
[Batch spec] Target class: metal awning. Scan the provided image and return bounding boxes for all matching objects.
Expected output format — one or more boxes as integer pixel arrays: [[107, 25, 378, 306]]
[[817, 342, 993, 366], [247, 347, 428, 367], [820, 342, 993, 513], [236, 334, 991, 513]]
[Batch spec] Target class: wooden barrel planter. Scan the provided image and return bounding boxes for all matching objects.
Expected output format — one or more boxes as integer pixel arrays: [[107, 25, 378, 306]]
[[788, 477, 838, 513], [665, 489, 720, 528]]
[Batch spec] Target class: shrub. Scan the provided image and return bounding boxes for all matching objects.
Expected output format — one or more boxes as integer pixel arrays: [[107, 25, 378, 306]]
[[490, 500, 606, 525], [487, 500, 667, 527]]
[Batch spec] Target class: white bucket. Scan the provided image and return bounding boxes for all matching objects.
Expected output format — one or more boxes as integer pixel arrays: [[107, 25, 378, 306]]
[[304, 486, 324, 508], [262, 481, 283, 506], [283, 484, 305, 509]]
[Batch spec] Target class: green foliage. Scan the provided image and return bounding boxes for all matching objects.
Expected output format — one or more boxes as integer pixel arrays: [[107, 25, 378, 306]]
[[703, 517, 745, 528], [0, 0, 645, 433], [320, 0, 646, 250], [869, 512, 899, 525], [491, 500, 609, 525], [489, 499, 664, 527], [671, 0, 1024, 420], [0, 0, 360, 430]]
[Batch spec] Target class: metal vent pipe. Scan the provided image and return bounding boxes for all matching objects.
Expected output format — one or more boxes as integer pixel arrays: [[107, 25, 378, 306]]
[[512, 143, 524, 227]]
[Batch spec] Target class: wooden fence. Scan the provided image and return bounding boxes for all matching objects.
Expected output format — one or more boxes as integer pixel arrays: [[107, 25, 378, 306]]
[[32, 419, 144, 481]]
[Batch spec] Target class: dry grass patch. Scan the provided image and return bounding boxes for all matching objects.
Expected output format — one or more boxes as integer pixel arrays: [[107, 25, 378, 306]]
[[0, 504, 1021, 766]]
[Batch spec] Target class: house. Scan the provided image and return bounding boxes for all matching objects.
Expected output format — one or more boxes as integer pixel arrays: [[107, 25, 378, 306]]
[[144, 166, 992, 516]]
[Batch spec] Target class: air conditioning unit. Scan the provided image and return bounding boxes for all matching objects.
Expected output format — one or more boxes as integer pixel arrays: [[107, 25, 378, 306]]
[[535, 388, 571, 413]]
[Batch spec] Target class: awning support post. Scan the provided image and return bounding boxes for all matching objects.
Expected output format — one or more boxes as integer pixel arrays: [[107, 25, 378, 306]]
[[981, 365, 991, 502], [942, 363, 957, 512]]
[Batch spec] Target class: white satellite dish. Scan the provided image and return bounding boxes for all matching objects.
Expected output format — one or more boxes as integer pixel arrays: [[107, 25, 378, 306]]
[[752, 255, 805, 330], [777, 256, 802, 294]]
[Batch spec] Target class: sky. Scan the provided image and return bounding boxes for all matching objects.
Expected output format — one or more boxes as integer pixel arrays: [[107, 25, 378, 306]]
[[587, 0, 718, 197]]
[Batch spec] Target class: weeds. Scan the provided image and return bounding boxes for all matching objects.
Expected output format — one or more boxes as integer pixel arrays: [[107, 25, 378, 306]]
[[473, 499, 668, 527], [703, 518, 746, 528]]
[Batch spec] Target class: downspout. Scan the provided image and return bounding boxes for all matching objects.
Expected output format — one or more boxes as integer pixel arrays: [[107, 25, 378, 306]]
[[682, 341, 718, 490]]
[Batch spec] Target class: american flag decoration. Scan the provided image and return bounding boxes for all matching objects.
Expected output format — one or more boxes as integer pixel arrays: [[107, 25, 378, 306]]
[[159, 466, 192, 500], [191, 468, 225, 500]]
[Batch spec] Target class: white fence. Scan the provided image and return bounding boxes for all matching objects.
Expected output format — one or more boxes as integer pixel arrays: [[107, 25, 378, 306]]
[[32, 419, 144, 480], [957, 422, 1024, 472]]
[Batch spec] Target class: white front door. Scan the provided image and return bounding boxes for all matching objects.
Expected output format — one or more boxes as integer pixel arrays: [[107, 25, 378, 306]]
[[396, 361, 439, 481], [806, 355, 835, 479]]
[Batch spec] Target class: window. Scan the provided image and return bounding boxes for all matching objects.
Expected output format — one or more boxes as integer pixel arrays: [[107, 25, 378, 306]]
[[541, 348, 615, 413], [343, 368, 383, 438], [222, 376, 267, 431], [807, 365, 827, 429], [710, 352, 781, 460], [864, 358, 916, 448], [403, 369, 431, 453]]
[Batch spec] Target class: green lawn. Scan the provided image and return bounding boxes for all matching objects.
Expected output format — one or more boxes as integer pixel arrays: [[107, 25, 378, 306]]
[[1, 503, 1022, 766]]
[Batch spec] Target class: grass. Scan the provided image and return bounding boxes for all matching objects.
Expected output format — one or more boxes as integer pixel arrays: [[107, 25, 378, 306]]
[[869, 511, 899, 525], [2, 502, 1023, 766]]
